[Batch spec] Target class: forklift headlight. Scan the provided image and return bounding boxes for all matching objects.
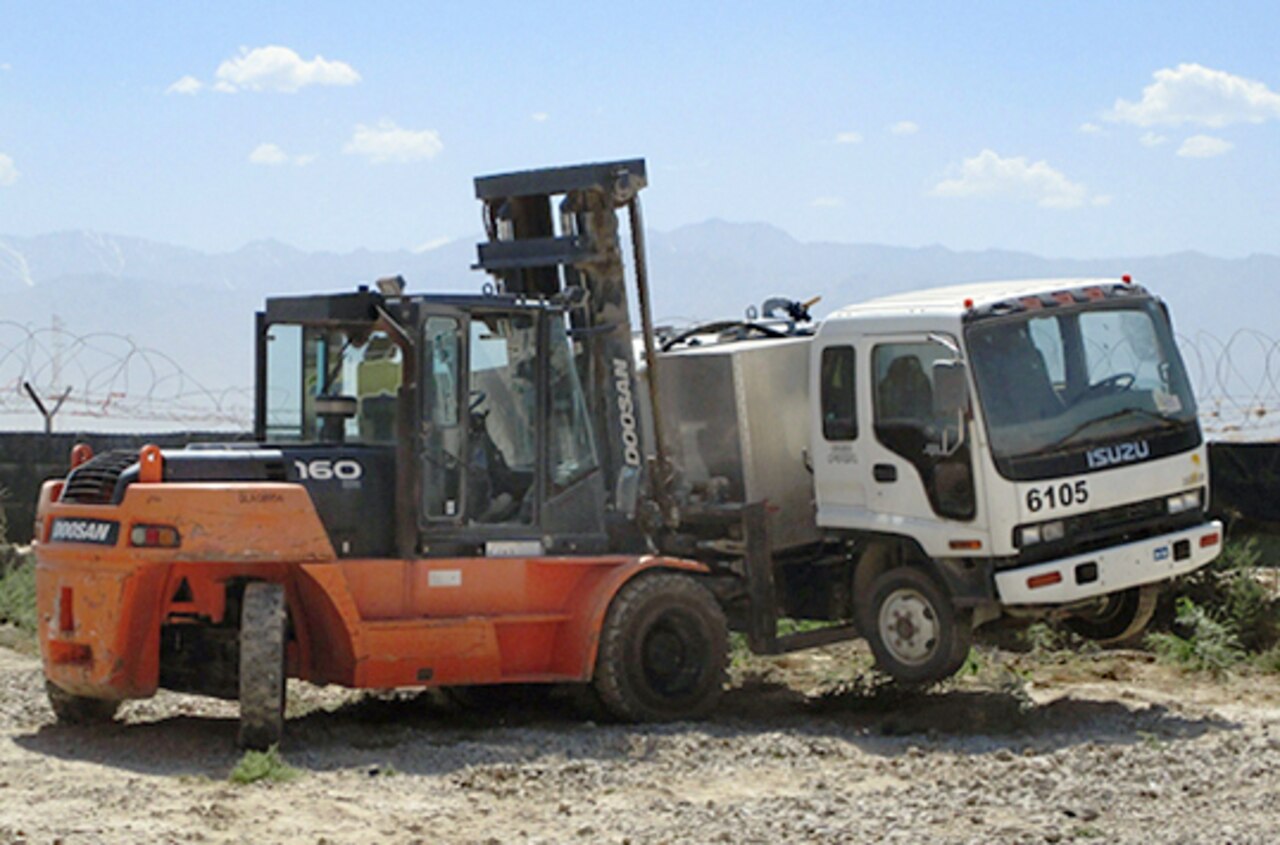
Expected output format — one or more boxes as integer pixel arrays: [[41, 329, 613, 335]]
[[1166, 489, 1201, 515]]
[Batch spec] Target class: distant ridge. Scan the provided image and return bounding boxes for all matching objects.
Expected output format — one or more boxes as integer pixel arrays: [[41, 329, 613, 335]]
[[0, 225, 1274, 400]]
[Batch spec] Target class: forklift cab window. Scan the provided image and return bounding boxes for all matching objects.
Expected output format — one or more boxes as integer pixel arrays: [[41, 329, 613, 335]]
[[466, 314, 537, 524], [263, 323, 403, 443]]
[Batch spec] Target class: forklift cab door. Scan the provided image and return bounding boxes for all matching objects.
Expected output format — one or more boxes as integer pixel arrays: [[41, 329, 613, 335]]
[[418, 304, 608, 555]]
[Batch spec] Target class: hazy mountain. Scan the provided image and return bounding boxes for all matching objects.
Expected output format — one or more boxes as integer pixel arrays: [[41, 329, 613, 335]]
[[0, 226, 1274, 433]]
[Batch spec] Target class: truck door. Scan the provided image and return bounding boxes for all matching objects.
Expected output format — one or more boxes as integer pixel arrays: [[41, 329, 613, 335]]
[[859, 334, 976, 527]]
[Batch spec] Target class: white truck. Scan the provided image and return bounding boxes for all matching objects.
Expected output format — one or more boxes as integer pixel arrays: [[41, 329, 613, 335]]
[[652, 276, 1221, 683]]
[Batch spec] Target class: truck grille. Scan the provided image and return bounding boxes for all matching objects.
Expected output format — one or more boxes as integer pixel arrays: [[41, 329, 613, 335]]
[[1009, 492, 1204, 567], [60, 450, 138, 504]]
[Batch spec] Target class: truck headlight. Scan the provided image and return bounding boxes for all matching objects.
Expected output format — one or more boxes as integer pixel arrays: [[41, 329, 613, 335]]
[[1166, 489, 1201, 515], [1019, 520, 1064, 546]]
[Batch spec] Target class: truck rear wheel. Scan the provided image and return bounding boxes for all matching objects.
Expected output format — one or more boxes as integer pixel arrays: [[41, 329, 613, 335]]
[[593, 572, 727, 722], [238, 581, 287, 750], [866, 566, 972, 685], [46, 681, 119, 725], [1064, 585, 1158, 645]]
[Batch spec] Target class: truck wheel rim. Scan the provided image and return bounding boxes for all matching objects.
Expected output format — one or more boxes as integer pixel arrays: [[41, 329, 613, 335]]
[[878, 588, 939, 666]]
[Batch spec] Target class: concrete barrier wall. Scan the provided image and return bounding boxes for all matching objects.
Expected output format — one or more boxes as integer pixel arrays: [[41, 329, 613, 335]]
[[0, 432, 250, 544], [0, 433, 1272, 544]]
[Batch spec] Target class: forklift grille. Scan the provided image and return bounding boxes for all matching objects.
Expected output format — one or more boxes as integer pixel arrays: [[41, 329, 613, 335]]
[[60, 450, 139, 504]]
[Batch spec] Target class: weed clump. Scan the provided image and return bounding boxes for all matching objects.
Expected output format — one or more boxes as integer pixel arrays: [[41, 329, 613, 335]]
[[229, 745, 301, 785], [1146, 597, 1245, 678]]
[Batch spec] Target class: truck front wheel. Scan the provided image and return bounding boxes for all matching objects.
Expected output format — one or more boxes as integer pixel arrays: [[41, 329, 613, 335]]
[[238, 581, 287, 749], [593, 573, 728, 722], [866, 566, 972, 685]]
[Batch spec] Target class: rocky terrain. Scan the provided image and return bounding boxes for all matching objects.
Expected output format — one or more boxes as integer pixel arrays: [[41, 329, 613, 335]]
[[0, 640, 1277, 844]]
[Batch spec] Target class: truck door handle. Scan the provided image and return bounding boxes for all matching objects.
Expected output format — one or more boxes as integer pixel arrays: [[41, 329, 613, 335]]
[[873, 463, 897, 483]]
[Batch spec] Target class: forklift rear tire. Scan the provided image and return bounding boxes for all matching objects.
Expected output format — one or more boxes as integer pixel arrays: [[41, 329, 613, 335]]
[[866, 566, 972, 685], [46, 681, 120, 725], [1064, 585, 1158, 646], [238, 581, 287, 750], [593, 572, 727, 722]]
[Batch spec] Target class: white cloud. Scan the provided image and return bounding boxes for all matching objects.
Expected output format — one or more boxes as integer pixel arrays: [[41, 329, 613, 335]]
[[531, 112, 549, 123], [344, 120, 443, 164], [0, 153, 17, 187], [810, 196, 844, 208], [1091, 194, 1114, 207], [1177, 134, 1234, 158], [1139, 131, 1168, 147], [1107, 63, 1280, 127], [889, 120, 919, 135], [169, 46, 360, 95], [249, 143, 316, 166], [215, 46, 360, 93], [413, 236, 454, 253], [166, 75, 203, 95], [834, 131, 863, 144], [1078, 122, 1104, 135], [0, 63, 11, 72], [930, 149, 1096, 209]]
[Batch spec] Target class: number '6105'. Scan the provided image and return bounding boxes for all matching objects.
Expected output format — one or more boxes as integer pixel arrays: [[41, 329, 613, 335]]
[[1026, 480, 1088, 513]]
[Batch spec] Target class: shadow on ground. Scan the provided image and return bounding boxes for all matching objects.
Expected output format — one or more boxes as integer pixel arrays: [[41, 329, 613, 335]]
[[12, 677, 1235, 780]]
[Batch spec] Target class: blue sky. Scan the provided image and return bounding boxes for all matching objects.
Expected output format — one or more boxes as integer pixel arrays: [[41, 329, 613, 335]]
[[1, 1, 1277, 258]]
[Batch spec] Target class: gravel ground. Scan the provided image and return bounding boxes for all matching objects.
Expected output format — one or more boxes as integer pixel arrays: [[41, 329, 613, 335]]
[[1, 637, 1278, 844]]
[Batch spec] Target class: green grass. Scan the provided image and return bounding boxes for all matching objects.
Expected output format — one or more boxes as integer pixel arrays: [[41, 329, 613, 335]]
[[229, 745, 301, 785], [1146, 597, 1245, 678], [0, 551, 36, 634]]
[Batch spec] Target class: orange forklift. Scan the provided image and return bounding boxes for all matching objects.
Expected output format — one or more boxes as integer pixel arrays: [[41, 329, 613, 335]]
[[35, 160, 756, 748]]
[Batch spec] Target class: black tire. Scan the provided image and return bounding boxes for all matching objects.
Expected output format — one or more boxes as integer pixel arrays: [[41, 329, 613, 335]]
[[1064, 585, 1158, 645], [592, 573, 728, 722], [46, 681, 119, 725], [238, 581, 287, 750], [865, 566, 972, 685]]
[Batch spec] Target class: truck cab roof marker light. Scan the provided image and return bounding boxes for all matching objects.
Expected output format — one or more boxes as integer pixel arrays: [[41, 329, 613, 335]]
[[1122, 274, 1133, 284]]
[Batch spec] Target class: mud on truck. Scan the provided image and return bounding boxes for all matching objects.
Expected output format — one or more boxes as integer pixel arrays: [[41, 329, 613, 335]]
[[35, 159, 1222, 748]]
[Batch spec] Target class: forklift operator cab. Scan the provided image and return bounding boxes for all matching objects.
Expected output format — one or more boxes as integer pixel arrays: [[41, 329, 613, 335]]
[[260, 293, 608, 557]]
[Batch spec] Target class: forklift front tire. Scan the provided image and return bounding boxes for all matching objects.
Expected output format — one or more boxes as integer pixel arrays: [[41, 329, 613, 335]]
[[593, 572, 728, 722], [238, 581, 287, 750], [866, 566, 972, 685]]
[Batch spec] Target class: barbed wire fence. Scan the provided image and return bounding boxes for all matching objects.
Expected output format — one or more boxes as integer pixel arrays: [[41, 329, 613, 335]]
[[0, 321, 252, 430], [1178, 330, 1280, 438], [0, 321, 1277, 437]]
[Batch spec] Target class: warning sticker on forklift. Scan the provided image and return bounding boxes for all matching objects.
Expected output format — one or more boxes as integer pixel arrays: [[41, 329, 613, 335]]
[[427, 569, 462, 588]]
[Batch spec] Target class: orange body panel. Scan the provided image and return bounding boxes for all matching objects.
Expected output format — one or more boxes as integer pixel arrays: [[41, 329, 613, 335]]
[[36, 479, 705, 701]]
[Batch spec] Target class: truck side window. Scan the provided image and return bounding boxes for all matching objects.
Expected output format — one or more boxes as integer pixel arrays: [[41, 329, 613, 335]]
[[820, 346, 857, 440], [874, 342, 975, 521]]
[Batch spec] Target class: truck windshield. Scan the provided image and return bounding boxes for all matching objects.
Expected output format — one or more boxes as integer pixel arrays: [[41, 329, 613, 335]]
[[965, 300, 1197, 471]]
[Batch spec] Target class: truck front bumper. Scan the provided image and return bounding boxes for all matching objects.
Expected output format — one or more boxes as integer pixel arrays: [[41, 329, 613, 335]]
[[994, 519, 1222, 606]]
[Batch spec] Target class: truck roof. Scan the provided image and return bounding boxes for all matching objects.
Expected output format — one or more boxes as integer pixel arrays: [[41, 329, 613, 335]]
[[827, 277, 1145, 321]]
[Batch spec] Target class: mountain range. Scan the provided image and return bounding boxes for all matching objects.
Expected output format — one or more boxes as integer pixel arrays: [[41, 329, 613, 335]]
[[0, 224, 1275, 432]]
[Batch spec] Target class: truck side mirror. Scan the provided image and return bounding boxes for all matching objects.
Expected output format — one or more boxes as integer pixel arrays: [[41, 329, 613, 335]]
[[932, 360, 970, 417]]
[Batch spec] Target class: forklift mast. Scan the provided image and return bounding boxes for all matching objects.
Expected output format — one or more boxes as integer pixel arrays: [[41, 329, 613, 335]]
[[473, 159, 670, 533]]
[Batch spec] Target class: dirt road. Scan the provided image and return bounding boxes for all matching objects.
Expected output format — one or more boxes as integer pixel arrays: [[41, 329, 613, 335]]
[[1, 641, 1278, 844]]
